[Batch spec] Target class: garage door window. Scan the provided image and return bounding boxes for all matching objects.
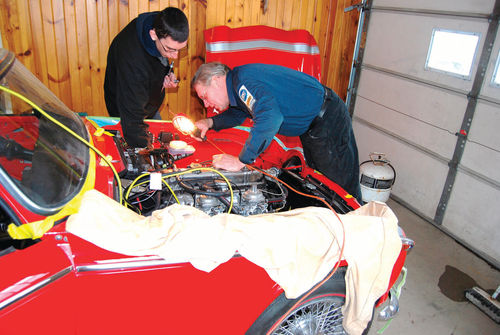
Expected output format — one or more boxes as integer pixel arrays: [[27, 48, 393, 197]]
[[425, 29, 480, 79], [492, 50, 500, 88]]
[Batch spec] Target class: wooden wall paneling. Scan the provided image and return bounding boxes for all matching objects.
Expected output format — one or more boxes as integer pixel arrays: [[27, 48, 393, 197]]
[[318, 0, 335, 86], [63, 0, 82, 111], [205, 0, 216, 28], [97, 0, 110, 116], [138, 0, 149, 14], [159, 0, 170, 11], [118, 0, 129, 31], [176, 1, 189, 117], [241, 0, 252, 26], [327, 0, 358, 101], [26, 0, 48, 86], [187, 0, 207, 120], [289, 0, 301, 30], [15, 0, 33, 70], [305, 0, 317, 33], [0, 0, 13, 50], [275, 0, 287, 30], [128, 0, 139, 23], [249, 0, 261, 25], [39, 1, 60, 98], [0, 0, 29, 113], [107, 0, 119, 40], [217, 0, 227, 27], [281, 0, 294, 30], [263, 0, 278, 27], [74, 0, 93, 116], [1, 0, 359, 119], [52, 0, 71, 111], [225, 0, 235, 27], [163, 0, 180, 119], [233, 0, 244, 27], [148, 0, 159, 12], [311, 0, 325, 54], [85, 0, 103, 116], [0, 0, 18, 56]]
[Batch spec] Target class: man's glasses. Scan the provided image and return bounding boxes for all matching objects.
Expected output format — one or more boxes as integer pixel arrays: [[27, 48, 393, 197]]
[[157, 38, 186, 54]]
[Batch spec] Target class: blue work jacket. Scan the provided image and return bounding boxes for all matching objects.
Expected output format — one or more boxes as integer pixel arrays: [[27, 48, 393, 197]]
[[211, 64, 325, 164]]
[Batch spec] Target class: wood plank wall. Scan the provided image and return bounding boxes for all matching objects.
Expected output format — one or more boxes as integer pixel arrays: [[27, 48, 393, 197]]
[[0, 0, 360, 120]]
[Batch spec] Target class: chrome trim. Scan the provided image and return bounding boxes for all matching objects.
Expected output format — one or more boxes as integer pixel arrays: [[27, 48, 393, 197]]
[[0, 167, 62, 216], [401, 237, 415, 252], [0, 266, 72, 311], [397, 227, 415, 252], [206, 40, 320, 55], [76, 253, 243, 273], [378, 287, 400, 321], [76, 258, 184, 272]]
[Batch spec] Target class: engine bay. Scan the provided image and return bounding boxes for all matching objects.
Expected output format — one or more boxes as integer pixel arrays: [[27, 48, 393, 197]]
[[112, 130, 288, 216], [111, 128, 355, 217]]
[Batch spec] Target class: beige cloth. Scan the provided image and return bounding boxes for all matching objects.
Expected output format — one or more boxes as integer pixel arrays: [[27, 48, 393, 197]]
[[66, 190, 402, 334]]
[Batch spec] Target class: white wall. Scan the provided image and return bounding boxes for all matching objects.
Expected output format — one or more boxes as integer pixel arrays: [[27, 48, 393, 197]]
[[352, 0, 500, 266]]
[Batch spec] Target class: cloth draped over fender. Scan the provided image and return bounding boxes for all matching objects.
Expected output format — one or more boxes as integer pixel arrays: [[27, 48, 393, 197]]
[[66, 190, 402, 335]]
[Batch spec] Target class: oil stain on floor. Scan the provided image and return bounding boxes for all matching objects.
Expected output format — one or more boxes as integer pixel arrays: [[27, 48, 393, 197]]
[[438, 265, 477, 302]]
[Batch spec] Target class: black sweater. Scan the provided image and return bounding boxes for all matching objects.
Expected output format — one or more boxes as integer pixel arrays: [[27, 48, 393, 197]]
[[104, 13, 168, 147]]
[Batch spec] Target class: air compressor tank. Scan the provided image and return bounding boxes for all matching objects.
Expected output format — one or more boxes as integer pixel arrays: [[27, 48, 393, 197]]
[[359, 153, 396, 203]]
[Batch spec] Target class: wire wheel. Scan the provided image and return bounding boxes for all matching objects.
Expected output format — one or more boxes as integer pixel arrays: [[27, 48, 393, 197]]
[[271, 294, 346, 335]]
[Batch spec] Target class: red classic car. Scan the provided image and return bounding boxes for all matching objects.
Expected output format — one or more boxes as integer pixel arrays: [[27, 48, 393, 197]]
[[0, 41, 412, 335]]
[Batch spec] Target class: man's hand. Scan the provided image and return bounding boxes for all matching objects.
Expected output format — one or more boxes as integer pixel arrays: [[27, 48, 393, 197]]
[[163, 72, 179, 89], [194, 118, 213, 141], [212, 154, 245, 171]]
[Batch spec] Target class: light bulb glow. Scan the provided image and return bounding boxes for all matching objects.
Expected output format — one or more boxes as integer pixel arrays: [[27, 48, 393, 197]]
[[172, 114, 196, 135]]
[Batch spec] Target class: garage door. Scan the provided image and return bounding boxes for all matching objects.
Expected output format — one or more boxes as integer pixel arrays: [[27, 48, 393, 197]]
[[350, 0, 499, 267]]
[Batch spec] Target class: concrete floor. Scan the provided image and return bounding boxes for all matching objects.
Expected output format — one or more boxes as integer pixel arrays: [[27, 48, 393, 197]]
[[367, 199, 500, 335]]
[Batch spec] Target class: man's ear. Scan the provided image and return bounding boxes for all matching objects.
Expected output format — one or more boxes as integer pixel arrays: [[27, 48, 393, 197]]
[[149, 29, 158, 41]]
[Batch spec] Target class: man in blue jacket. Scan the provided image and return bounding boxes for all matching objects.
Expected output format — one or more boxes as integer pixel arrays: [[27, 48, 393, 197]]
[[192, 62, 362, 202], [104, 7, 188, 148]]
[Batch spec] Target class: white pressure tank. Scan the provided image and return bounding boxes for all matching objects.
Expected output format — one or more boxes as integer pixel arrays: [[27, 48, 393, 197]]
[[359, 153, 396, 203]]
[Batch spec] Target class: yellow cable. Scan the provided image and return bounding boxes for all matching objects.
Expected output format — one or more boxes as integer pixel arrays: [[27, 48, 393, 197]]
[[0, 84, 123, 204], [125, 167, 234, 214], [124, 172, 181, 208]]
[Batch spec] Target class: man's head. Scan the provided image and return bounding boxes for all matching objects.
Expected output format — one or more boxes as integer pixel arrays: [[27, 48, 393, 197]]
[[149, 7, 189, 58], [192, 62, 231, 111]]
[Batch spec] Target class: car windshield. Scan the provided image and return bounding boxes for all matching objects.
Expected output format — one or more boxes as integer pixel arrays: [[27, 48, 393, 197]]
[[0, 49, 89, 215]]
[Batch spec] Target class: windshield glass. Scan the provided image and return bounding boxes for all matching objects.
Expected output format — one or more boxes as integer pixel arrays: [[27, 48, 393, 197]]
[[0, 49, 89, 215]]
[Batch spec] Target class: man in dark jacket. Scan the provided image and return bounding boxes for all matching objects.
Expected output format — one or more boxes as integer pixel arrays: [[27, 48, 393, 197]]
[[192, 62, 362, 202], [104, 7, 189, 147]]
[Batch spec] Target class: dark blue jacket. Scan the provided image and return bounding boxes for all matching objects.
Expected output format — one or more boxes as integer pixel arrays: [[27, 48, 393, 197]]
[[211, 64, 325, 164], [104, 12, 169, 147]]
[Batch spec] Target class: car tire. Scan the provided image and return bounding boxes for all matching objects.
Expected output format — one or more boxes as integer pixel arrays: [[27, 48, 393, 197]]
[[246, 267, 372, 335]]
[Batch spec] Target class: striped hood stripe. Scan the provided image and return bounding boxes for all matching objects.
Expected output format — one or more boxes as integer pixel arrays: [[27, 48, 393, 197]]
[[206, 40, 319, 55]]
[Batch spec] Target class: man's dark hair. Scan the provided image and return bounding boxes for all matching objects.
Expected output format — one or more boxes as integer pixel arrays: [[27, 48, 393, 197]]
[[153, 7, 189, 42]]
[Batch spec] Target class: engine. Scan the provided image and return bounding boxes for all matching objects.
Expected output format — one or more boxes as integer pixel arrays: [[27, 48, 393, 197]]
[[116, 137, 288, 217], [124, 166, 287, 217]]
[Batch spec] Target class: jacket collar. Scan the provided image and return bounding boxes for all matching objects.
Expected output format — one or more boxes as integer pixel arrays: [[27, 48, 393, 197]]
[[136, 12, 162, 58]]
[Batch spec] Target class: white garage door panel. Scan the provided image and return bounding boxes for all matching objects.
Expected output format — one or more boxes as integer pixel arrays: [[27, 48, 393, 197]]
[[479, 32, 500, 101], [461, 142, 500, 182], [357, 69, 465, 130], [353, 121, 447, 218], [461, 101, 500, 181], [468, 102, 500, 151], [364, 11, 488, 91], [373, 0, 494, 14], [443, 172, 500, 262], [355, 95, 456, 159]]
